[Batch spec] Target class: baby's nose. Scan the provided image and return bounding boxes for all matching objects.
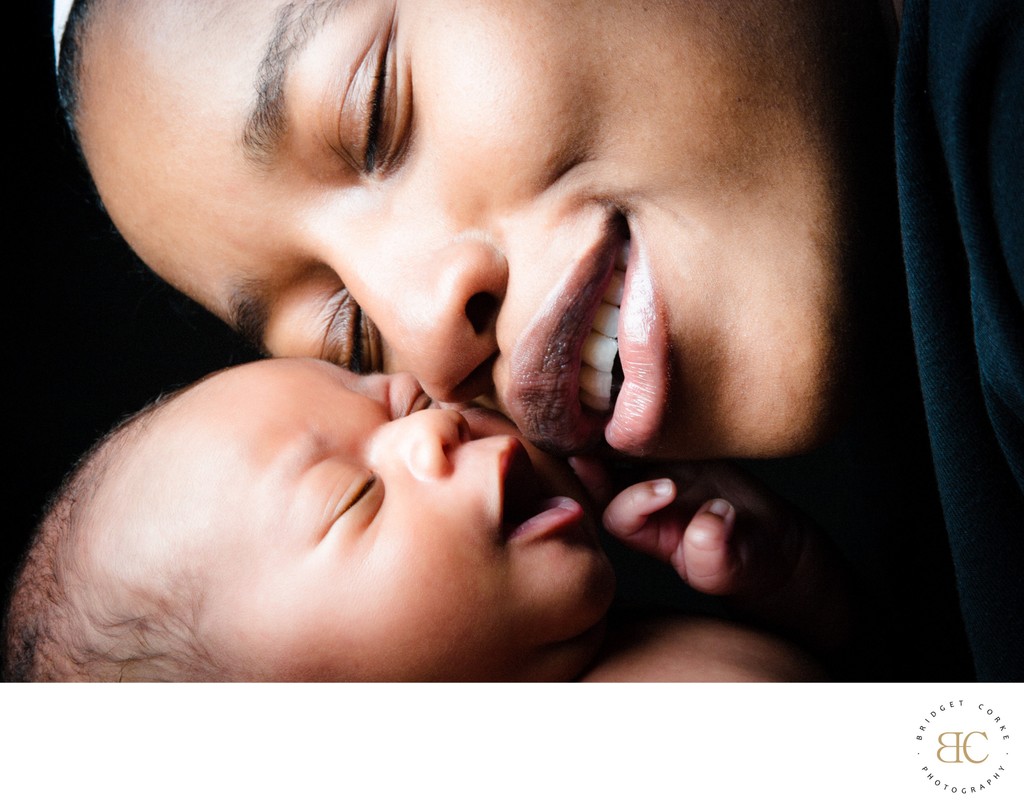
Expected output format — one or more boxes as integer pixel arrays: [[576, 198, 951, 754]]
[[395, 408, 471, 480]]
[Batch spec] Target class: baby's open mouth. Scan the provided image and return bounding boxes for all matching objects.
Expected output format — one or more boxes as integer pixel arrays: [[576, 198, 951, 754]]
[[500, 440, 544, 538], [499, 439, 584, 542], [578, 239, 628, 413]]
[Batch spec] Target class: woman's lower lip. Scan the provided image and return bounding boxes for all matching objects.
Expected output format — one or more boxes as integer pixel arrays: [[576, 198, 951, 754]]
[[604, 230, 668, 455]]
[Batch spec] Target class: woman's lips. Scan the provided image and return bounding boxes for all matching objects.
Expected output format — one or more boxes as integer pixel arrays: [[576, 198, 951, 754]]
[[604, 233, 668, 455], [505, 216, 668, 457], [504, 216, 626, 455]]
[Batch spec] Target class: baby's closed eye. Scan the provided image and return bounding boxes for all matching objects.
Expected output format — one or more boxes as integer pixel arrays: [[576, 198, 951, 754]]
[[329, 472, 380, 527]]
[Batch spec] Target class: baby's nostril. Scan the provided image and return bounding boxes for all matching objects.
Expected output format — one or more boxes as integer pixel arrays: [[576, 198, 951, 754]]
[[465, 292, 499, 335]]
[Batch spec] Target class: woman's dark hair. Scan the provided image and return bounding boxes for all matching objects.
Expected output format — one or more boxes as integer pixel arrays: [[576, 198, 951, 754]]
[[54, 0, 95, 156]]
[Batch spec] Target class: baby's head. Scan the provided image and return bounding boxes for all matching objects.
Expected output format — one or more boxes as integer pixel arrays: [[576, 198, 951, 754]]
[[4, 359, 615, 681]]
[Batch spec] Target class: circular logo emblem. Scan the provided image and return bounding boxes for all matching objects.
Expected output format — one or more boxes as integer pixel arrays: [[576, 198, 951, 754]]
[[915, 699, 1013, 796]]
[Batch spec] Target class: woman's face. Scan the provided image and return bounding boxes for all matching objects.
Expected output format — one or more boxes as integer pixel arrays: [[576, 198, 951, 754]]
[[78, 0, 865, 460]]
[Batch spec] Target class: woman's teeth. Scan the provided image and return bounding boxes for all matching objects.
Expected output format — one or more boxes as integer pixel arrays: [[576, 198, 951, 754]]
[[603, 270, 625, 307], [579, 242, 629, 412]]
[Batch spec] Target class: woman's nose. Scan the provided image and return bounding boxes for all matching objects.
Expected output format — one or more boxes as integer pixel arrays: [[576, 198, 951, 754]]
[[387, 238, 507, 404], [385, 408, 471, 481]]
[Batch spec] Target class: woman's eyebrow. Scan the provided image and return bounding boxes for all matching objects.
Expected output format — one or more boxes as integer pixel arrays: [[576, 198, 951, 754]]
[[229, 280, 271, 351], [242, 0, 349, 167]]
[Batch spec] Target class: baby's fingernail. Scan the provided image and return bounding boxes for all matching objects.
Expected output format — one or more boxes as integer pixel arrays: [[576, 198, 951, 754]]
[[652, 479, 674, 498], [706, 498, 734, 519]]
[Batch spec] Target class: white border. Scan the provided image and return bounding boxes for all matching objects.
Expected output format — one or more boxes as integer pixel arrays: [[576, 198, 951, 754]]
[[53, 0, 75, 66], [2, 683, 1021, 806]]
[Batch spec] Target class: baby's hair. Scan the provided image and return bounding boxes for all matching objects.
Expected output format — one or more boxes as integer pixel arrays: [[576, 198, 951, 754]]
[[3, 382, 221, 682]]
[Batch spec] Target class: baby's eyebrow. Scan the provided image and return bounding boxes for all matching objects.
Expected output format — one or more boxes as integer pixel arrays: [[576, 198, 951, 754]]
[[242, 0, 350, 167]]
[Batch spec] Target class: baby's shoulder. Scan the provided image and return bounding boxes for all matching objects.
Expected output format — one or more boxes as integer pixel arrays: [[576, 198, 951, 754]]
[[579, 613, 825, 682]]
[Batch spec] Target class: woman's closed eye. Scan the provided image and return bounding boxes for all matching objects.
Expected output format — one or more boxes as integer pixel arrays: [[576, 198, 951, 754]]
[[362, 29, 390, 172], [320, 287, 383, 373], [333, 25, 391, 175], [358, 20, 407, 176]]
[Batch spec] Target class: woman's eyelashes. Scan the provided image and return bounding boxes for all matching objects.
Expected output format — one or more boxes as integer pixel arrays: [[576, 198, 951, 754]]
[[360, 21, 406, 176], [363, 33, 389, 172], [320, 288, 382, 373], [332, 29, 389, 175], [366, 23, 412, 177]]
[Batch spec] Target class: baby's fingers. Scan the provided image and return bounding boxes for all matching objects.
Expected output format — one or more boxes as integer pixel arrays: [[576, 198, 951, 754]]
[[602, 479, 677, 540], [674, 499, 739, 595]]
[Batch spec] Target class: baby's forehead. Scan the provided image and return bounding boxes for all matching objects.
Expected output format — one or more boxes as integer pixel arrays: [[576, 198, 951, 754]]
[[164, 360, 523, 463]]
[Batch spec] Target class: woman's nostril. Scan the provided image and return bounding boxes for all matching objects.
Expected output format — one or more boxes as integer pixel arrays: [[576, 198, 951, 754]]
[[465, 292, 499, 335]]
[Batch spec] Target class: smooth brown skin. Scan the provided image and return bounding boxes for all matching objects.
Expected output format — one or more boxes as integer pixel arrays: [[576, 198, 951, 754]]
[[76, 0, 876, 461]]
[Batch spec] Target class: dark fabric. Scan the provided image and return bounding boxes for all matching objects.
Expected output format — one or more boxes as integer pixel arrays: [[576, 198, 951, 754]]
[[895, 0, 1024, 680]]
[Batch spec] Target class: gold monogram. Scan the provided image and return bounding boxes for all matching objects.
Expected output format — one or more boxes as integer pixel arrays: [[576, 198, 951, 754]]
[[936, 731, 990, 764]]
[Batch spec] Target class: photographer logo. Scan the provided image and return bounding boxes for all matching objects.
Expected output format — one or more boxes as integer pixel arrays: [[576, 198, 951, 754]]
[[916, 699, 1012, 796]]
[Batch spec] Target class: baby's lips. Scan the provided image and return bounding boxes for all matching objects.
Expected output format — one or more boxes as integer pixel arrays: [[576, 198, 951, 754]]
[[499, 438, 543, 539]]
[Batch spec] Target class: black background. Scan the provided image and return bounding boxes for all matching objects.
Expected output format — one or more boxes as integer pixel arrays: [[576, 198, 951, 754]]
[[10, 4, 260, 646], [9, 4, 974, 680]]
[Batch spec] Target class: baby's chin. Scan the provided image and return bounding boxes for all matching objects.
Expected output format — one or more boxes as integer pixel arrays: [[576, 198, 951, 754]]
[[480, 613, 607, 683], [270, 621, 610, 682], [545, 616, 611, 682], [540, 559, 618, 682]]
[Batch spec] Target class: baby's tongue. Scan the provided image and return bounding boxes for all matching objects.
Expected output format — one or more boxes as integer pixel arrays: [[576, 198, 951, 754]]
[[505, 497, 585, 543]]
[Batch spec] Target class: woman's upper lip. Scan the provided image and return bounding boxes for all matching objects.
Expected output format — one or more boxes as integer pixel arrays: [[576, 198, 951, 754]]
[[504, 213, 627, 456]]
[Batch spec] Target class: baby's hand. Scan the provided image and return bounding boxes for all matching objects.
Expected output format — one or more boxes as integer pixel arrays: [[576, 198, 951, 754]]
[[598, 461, 852, 661], [602, 479, 742, 597], [601, 461, 806, 600]]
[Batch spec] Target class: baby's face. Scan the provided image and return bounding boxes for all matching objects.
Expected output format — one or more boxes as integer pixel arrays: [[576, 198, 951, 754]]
[[138, 359, 615, 680]]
